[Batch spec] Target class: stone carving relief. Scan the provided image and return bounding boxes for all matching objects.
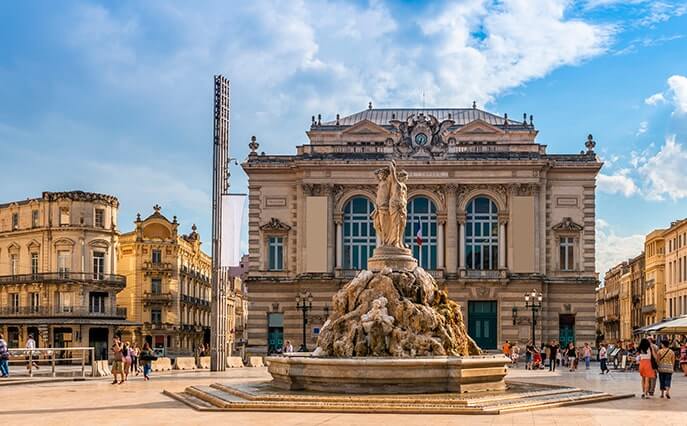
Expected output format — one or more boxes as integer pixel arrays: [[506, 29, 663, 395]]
[[390, 113, 454, 159], [552, 217, 583, 232], [510, 183, 540, 196], [259, 218, 291, 232]]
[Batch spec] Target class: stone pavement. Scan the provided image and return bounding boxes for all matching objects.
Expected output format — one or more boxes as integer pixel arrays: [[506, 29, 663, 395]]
[[0, 365, 685, 425]]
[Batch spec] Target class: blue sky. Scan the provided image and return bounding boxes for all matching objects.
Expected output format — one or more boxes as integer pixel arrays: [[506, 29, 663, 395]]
[[1, 0, 687, 275]]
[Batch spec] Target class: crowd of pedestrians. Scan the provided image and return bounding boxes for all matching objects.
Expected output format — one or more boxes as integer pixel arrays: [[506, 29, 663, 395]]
[[111, 336, 156, 384]]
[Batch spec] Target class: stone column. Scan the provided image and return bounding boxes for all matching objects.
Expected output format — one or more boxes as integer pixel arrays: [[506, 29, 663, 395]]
[[335, 216, 343, 269], [437, 219, 445, 270], [445, 185, 457, 274], [325, 185, 335, 272], [458, 213, 466, 270]]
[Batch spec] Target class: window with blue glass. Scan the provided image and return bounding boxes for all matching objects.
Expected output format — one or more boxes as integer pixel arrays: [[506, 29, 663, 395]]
[[342, 197, 376, 270], [404, 197, 437, 270], [268, 236, 284, 271], [465, 197, 498, 270]]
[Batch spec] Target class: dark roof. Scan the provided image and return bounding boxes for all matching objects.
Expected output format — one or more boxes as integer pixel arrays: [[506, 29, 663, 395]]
[[322, 107, 527, 128]]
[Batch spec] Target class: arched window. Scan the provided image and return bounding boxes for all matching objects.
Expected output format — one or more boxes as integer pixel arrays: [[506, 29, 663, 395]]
[[465, 197, 498, 270], [342, 197, 376, 270], [404, 197, 437, 269]]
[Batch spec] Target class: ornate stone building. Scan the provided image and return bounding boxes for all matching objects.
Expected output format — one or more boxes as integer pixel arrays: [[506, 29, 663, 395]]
[[644, 229, 665, 325], [663, 219, 687, 319], [0, 191, 130, 359], [117, 206, 212, 357], [243, 106, 601, 354]]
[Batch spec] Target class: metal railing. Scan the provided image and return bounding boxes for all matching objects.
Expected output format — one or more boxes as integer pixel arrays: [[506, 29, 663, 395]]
[[0, 272, 126, 287], [5, 347, 94, 378], [142, 291, 174, 303], [142, 261, 174, 271], [0, 305, 127, 318]]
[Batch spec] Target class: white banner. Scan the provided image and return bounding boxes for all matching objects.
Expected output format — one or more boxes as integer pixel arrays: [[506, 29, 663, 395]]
[[221, 193, 246, 267]]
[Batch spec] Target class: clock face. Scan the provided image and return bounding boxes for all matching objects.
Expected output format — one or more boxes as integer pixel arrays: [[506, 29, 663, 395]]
[[414, 133, 428, 146]]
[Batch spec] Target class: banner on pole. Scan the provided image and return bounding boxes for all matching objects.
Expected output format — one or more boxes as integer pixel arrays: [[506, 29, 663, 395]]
[[221, 193, 246, 268]]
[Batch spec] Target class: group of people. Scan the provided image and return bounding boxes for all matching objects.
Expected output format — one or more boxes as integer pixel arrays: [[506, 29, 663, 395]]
[[504, 339, 594, 372], [111, 336, 156, 384], [636, 337, 681, 399]]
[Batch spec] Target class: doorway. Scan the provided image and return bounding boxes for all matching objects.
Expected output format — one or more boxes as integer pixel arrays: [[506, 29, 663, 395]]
[[89, 328, 109, 361], [267, 313, 284, 354], [559, 314, 576, 347], [7, 327, 19, 348], [468, 301, 498, 350]]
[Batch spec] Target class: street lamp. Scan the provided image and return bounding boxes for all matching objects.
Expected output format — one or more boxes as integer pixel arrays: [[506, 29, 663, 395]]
[[524, 289, 543, 348], [296, 290, 314, 352]]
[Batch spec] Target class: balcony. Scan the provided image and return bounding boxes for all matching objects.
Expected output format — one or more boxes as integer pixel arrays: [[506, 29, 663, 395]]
[[0, 305, 126, 318], [142, 291, 174, 306], [641, 304, 657, 314], [461, 269, 507, 280], [0, 272, 126, 289], [180, 294, 210, 309], [142, 261, 174, 276]]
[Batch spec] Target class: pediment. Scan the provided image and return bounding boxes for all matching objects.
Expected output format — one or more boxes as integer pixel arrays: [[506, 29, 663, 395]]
[[552, 217, 583, 232], [260, 218, 291, 232], [27, 239, 41, 249], [453, 119, 504, 135], [88, 239, 110, 250], [341, 119, 391, 136], [53, 237, 75, 247]]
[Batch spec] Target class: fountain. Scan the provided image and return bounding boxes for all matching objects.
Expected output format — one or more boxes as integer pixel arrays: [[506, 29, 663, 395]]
[[266, 161, 509, 394]]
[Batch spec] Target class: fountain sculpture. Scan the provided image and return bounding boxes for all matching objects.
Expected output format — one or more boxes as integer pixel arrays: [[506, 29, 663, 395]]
[[267, 162, 510, 394]]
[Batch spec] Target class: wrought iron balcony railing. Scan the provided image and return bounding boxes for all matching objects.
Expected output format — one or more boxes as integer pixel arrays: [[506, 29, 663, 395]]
[[142, 261, 174, 272], [142, 291, 174, 304], [0, 305, 127, 318], [0, 272, 126, 288]]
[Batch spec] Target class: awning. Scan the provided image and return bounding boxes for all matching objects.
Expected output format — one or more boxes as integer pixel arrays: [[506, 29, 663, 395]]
[[634, 315, 687, 334]]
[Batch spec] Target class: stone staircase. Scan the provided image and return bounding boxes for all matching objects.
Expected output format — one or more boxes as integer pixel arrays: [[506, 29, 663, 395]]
[[164, 381, 633, 415]]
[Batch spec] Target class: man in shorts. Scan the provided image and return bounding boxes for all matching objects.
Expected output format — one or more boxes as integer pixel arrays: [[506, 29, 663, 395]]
[[111, 336, 124, 384]]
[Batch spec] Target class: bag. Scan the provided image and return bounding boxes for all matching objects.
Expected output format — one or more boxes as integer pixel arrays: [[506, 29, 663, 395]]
[[650, 353, 659, 370]]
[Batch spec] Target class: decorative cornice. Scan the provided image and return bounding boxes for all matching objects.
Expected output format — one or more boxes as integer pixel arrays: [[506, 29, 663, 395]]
[[260, 218, 291, 232], [42, 191, 119, 207]]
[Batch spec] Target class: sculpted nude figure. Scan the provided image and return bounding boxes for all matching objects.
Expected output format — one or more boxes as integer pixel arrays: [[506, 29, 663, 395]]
[[388, 161, 408, 248], [371, 166, 391, 245]]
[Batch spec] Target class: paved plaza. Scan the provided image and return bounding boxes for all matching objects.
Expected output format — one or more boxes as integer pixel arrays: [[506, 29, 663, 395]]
[[1, 365, 685, 425]]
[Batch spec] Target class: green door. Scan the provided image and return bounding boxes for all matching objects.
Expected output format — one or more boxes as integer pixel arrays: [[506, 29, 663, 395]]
[[267, 313, 284, 354], [468, 301, 498, 350], [559, 314, 575, 347]]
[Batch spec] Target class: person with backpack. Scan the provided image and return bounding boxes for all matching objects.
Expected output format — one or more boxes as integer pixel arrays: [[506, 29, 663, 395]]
[[139, 342, 156, 381], [0, 333, 10, 378]]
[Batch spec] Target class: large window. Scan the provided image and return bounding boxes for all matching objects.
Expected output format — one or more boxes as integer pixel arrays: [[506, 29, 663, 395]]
[[11, 213, 19, 230], [151, 249, 162, 264], [89, 292, 107, 314], [560, 237, 574, 271], [9, 293, 19, 314], [94, 208, 105, 228], [59, 207, 70, 226], [10, 254, 18, 275], [151, 278, 162, 294], [404, 197, 437, 270], [268, 237, 284, 270], [151, 309, 162, 324], [57, 250, 71, 277], [465, 197, 498, 270], [30, 292, 40, 313], [342, 197, 376, 270], [32, 210, 39, 228], [31, 252, 39, 276], [93, 251, 105, 279]]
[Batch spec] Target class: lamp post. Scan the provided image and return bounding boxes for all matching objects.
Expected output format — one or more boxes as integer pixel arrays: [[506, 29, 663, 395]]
[[296, 290, 313, 352], [524, 289, 543, 348]]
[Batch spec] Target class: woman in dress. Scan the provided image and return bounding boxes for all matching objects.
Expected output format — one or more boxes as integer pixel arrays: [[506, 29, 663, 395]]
[[638, 338, 657, 399]]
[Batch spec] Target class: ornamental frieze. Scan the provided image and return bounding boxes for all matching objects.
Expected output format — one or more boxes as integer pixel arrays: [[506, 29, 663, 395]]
[[259, 218, 291, 232], [510, 183, 541, 196], [552, 217, 583, 232]]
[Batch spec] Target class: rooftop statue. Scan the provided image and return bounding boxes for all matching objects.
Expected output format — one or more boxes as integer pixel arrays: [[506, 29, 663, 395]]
[[313, 162, 481, 358]]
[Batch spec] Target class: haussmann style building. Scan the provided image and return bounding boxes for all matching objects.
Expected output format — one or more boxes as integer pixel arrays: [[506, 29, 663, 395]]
[[0, 191, 133, 359], [116, 206, 212, 357], [242, 104, 602, 354]]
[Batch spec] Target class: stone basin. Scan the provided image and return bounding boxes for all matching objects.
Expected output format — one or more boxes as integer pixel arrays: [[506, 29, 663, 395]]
[[266, 354, 510, 394]]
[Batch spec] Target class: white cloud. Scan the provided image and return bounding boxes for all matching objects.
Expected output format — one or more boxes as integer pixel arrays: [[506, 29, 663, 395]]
[[596, 219, 645, 280], [636, 120, 648, 135], [638, 135, 687, 201], [645, 92, 666, 105], [667, 75, 687, 114], [422, 0, 614, 105], [597, 171, 639, 197]]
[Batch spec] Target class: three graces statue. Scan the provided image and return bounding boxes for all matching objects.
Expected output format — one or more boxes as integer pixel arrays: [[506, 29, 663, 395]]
[[371, 161, 408, 249]]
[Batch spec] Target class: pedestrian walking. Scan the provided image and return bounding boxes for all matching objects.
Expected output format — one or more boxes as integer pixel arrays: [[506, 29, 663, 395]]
[[548, 340, 559, 372], [657, 339, 675, 399], [511, 344, 520, 366], [647, 337, 659, 396], [638, 338, 657, 399], [540, 343, 547, 368], [25, 334, 39, 370], [122, 341, 133, 382], [131, 342, 140, 376], [566, 342, 577, 372], [0, 333, 10, 378], [139, 342, 156, 381], [111, 337, 124, 385], [502, 340, 512, 359], [679, 341, 687, 376], [599, 343, 609, 374], [583, 342, 592, 370], [525, 340, 534, 370]]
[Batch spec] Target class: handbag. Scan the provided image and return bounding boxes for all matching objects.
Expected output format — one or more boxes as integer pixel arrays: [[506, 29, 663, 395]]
[[650, 352, 659, 370]]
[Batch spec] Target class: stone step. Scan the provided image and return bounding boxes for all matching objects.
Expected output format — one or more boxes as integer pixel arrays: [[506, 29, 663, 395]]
[[481, 390, 633, 413], [162, 390, 220, 411]]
